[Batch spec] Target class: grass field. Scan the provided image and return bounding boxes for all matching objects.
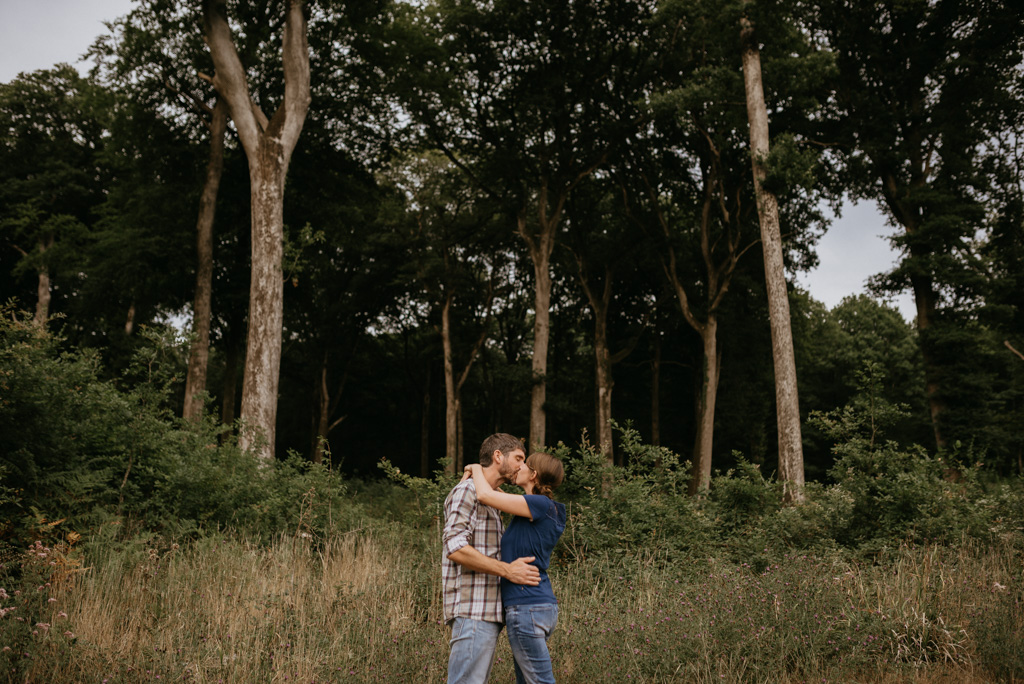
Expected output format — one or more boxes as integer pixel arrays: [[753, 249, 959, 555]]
[[3, 521, 1021, 684]]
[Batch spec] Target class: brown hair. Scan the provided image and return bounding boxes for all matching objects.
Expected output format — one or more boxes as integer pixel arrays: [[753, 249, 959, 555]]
[[525, 452, 564, 499], [478, 433, 525, 467]]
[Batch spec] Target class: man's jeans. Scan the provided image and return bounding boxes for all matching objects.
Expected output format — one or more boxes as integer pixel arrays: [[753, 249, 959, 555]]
[[505, 604, 559, 684], [447, 617, 502, 684]]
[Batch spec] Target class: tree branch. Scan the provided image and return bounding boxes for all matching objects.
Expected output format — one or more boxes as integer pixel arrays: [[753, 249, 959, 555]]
[[1006, 340, 1024, 362], [202, 0, 261, 156], [273, 0, 311, 155]]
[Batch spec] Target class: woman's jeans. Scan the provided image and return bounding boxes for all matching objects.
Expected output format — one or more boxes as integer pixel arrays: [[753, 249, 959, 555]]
[[505, 603, 559, 684]]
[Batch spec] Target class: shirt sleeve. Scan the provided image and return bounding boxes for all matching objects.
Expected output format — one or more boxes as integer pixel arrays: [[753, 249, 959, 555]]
[[443, 482, 477, 557], [524, 494, 554, 523]]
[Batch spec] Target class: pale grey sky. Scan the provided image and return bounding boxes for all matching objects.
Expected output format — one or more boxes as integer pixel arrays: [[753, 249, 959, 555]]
[[0, 0, 916, 321], [0, 0, 135, 82], [799, 201, 915, 320]]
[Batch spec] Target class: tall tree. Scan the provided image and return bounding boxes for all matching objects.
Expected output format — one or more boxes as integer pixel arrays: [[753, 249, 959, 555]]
[[380, 152, 504, 471], [202, 0, 311, 461], [806, 0, 1024, 451], [392, 0, 656, 451], [0, 66, 109, 327], [740, 2, 805, 502], [92, 0, 232, 422], [566, 176, 656, 463]]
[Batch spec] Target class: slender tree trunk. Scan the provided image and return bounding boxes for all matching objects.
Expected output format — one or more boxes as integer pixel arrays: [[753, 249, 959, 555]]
[[29, 236, 55, 326], [203, 0, 310, 462], [528, 248, 552, 451], [420, 371, 431, 477], [125, 301, 136, 336], [518, 210, 557, 451], [183, 98, 228, 423], [456, 401, 465, 471], [651, 334, 661, 447], [689, 318, 720, 494], [741, 14, 805, 503], [907, 250, 946, 450], [442, 293, 458, 473], [34, 268, 50, 327], [577, 259, 616, 464], [221, 335, 241, 428], [312, 361, 329, 464], [593, 308, 615, 463], [878, 166, 947, 451]]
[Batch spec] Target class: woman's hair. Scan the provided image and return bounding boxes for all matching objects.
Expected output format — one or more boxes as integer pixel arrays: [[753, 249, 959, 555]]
[[526, 452, 564, 499]]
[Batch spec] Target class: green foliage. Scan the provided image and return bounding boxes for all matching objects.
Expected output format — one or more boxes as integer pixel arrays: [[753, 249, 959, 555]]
[[375, 456, 460, 527], [809, 363, 999, 553], [0, 307, 359, 547], [542, 426, 713, 562]]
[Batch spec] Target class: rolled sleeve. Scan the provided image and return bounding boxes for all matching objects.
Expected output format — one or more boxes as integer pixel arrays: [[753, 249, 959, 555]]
[[443, 483, 477, 558]]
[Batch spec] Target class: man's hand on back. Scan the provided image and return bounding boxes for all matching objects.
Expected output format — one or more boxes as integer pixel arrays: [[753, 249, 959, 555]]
[[504, 556, 540, 586]]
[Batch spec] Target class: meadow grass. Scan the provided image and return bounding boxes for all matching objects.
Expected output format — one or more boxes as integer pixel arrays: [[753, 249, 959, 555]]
[[2, 524, 1021, 683]]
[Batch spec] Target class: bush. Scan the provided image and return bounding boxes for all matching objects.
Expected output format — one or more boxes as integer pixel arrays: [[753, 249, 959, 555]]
[[0, 308, 361, 548], [546, 426, 715, 563]]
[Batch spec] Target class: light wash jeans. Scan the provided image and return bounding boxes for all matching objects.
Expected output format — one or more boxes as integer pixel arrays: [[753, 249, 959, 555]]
[[505, 604, 559, 684], [447, 617, 502, 684]]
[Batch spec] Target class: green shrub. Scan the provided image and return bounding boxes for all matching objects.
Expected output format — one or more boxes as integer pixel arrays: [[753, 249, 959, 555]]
[[0, 308, 361, 548], [553, 425, 714, 562]]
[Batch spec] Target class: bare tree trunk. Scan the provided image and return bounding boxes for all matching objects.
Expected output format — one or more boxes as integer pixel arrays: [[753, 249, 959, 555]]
[[34, 268, 50, 327], [125, 301, 136, 336], [651, 334, 661, 447], [203, 0, 310, 463], [440, 273, 495, 473], [656, 175, 741, 494], [576, 258, 616, 463], [689, 318, 720, 494], [420, 371, 431, 477], [312, 360, 328, 464], [593, 311, 614, 463], [183, 98, 228, 423], [239, 168, 286, 459], [442, 293, 458, 473], [456, 401, 465, 471], [905, 252, 946, 450], [311, 350, 351, 465], [518, 208, 557, 452], [741, 14, 805, 503], [221, 336, 241, 428]]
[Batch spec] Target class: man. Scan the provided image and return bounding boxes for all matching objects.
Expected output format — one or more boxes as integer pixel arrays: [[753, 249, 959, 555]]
[[442, 433, 540, 684]]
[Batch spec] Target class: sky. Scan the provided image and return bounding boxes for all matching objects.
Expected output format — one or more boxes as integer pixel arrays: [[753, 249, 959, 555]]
[[0, 0, 917, 322]]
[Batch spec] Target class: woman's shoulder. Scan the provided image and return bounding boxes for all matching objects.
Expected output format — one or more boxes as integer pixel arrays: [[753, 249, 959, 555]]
[[523, 494, 564, 521]]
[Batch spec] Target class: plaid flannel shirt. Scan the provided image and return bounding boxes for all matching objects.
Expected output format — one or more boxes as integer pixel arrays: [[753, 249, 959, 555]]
[[442, 479, 504, 624]]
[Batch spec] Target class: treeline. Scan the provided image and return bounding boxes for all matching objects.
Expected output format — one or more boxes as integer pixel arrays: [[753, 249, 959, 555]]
[[2, 0, 1022, 487]]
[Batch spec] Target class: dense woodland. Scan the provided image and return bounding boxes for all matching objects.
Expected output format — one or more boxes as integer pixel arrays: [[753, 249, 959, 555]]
[[3, 0, 1023, 489]]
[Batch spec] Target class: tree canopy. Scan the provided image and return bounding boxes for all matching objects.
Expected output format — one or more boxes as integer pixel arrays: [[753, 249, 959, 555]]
[[2, 0, 1022, 482]]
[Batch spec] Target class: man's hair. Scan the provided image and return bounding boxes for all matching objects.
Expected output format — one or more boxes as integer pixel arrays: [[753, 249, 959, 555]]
[[478, 433, 524, 467]]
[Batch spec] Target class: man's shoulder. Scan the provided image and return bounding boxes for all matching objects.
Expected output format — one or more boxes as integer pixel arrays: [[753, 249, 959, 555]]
[[445, 478, 477, 508]]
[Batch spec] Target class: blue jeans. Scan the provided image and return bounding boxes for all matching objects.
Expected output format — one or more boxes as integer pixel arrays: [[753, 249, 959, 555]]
[[447, 617, 502, 684], [505, 604, 559, 684]]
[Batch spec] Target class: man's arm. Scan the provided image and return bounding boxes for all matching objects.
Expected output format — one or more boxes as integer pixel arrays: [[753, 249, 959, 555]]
[[447, 546, 541, 586]]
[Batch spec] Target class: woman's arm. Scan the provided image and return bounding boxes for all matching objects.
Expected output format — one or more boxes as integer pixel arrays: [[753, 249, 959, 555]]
[[466, 464, 533, 519]]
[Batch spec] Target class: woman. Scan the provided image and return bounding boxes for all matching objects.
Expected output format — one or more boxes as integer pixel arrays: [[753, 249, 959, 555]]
[[464, 452, 566, 684]]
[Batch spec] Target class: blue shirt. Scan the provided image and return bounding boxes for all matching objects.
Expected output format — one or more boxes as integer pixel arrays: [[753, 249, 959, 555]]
[[500, 494, 566, 607]]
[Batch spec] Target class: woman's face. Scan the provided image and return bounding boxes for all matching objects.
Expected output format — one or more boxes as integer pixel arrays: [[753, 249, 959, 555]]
[[515, 463, 536, 489]]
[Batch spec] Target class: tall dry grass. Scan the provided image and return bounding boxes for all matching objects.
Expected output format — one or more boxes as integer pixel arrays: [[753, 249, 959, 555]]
[[2, 530, 1021, 683]]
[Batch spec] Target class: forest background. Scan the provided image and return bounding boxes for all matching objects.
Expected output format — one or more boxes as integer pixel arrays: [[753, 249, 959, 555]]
[[1, 0, 1023, 682]]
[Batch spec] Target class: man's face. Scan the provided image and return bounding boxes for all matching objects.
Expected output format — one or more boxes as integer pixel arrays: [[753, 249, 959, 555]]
[[497, 448, 526, 484]]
